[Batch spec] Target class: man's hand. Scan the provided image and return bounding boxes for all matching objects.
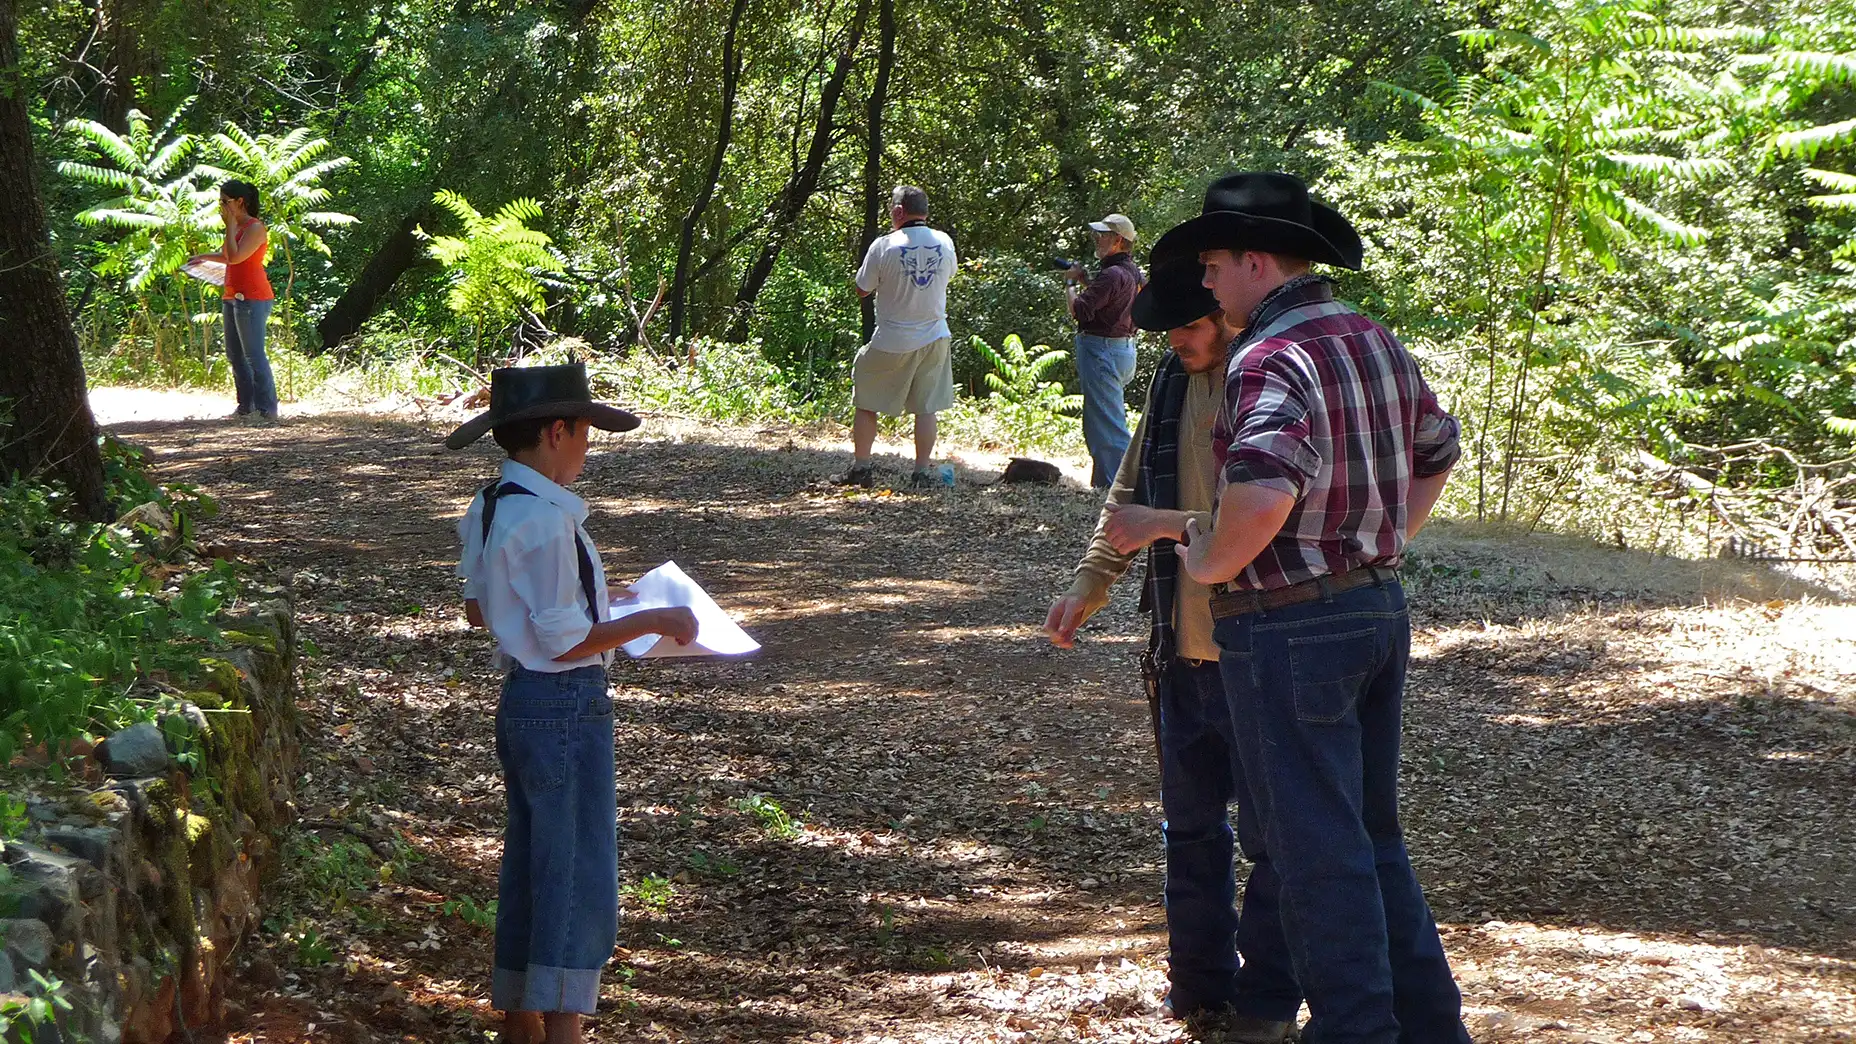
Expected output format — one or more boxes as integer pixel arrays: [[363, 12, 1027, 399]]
[[1175, 484, 1297, 585], [647, 607, 699, 646], [1176, 517, 1217, 584], [1063, 264, 1088, 284], [1103, 503, 1184, 555], [1042, 595, 1091, 648]]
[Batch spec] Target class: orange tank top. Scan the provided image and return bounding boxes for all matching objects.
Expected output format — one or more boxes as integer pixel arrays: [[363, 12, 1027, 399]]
[[223, 218, 274, 301]]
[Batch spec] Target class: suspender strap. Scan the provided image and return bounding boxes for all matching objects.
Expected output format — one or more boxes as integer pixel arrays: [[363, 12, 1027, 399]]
[[480, 480, 600, 624]]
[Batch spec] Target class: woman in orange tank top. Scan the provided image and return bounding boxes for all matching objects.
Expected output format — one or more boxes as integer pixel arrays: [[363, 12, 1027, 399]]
[[189, 180, 278, 420]]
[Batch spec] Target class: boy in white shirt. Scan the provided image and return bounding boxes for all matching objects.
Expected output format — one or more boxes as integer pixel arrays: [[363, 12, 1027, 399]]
[[449, 364, 696, 1044]]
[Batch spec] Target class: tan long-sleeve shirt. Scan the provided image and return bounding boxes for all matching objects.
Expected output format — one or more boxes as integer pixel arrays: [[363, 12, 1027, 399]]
[[1066, 368, 1224, 662]]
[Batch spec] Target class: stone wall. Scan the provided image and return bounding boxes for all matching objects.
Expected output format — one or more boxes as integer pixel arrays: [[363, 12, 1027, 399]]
[[0, 593, 299, 1043]]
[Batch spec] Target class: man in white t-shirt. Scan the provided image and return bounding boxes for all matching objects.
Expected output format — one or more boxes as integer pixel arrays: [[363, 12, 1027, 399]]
[[834, 184, 959, 488]]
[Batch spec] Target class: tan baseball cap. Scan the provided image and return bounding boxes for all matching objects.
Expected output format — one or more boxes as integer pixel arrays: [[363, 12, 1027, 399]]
[[1088, 213, 1137, 241]]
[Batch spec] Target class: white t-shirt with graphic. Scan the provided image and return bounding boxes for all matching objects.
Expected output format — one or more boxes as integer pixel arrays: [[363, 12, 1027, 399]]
[[856, 223, 957, 352]]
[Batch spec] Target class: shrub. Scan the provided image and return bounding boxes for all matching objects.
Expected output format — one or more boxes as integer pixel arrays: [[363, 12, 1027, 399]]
[[0, 439, 236, 764]]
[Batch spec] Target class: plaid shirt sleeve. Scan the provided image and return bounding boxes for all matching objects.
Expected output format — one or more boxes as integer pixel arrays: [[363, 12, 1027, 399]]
[[1411, 376, 1462, 478], [1220, 352, 1324, 501]]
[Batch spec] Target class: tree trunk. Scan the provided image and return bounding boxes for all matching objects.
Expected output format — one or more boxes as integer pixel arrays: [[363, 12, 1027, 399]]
[[859, 0, 896, 342], [314, 203, 436, 354], [0, 0, 110, 521], [97, 0, 154, 130], [729, 0, 874, 339], [669, 0, 751, 343]]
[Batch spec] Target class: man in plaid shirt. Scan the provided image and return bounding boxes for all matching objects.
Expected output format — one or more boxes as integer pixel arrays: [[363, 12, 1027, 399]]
[[1156, 172, 1469, 1044]]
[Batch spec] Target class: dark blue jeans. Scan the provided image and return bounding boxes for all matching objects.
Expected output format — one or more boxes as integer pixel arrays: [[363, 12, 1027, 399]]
[[493, 665, 619, 1014], [1159, 659, 1302, 1021], [1212, 580, 1469, 1044]]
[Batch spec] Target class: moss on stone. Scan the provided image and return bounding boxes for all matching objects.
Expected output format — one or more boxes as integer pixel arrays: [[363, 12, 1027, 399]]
[[194, 658, 244, 700], [219, 630, 278, 655]]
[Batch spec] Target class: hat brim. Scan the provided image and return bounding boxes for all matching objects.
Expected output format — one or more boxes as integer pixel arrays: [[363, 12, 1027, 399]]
[[1151, 203, 1362, 270], [1131, 277, 1220, 333], [444, 401, 641, 450]]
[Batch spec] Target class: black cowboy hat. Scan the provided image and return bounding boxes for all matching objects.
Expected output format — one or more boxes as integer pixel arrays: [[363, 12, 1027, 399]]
[[1132, 260, 1221, 332], [1151, 171, 1363, 271], [444, 363, 640, 450]]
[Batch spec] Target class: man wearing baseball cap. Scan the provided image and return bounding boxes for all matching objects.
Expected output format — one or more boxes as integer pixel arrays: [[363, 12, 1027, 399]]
[[1063, 212, 1144, 487], [1161, 172, 1469, 1044]]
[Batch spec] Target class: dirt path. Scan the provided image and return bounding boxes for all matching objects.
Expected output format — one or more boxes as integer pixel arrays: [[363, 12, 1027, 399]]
[[105, 400, 1855, 1044]]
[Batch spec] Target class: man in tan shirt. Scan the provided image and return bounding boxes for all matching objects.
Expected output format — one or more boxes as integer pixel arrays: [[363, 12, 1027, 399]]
[[1042, 262, 1300, 1040]]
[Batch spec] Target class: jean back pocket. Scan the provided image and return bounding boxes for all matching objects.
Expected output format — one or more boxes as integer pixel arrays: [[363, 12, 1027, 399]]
[[1287, 626, 1380, 725]]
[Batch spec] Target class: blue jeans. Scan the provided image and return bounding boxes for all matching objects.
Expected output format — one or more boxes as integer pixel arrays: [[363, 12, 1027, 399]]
[[1159, 659, 1302, 1021], [1213, 580, 1469, 1044], [1074, 333, 1136, 487], [223, 298, 278, 417], [493, 666, 619, 1014]]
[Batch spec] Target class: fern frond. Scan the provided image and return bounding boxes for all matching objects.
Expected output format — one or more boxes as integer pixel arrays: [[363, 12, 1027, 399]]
[[1768, 50, 1856, 83], [1453, 27, 1550, 54], [1775, 117, 1856, 159], [1804, 168, 1856, 192], [144, 136, 195, 180], [55, 161, 140, 191], [61, 118, 143, 171], [494, 198, 547, 224], [1618, 193, 1710, 246], [278, 157, 352, 192], [1602, 152, 1731, 181], [433, 189, 482, 224]]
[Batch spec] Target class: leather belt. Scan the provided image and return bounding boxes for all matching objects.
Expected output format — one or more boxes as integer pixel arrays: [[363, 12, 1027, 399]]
[[1209, 565, 1399, 620]]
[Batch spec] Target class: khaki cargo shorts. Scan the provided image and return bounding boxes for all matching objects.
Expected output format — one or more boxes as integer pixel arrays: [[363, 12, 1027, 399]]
[[852, 336, 955, 416]]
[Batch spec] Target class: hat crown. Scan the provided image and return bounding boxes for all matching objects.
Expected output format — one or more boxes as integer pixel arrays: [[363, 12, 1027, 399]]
[[1202, 172, 1313, 225], [489, 364, 594, 417]]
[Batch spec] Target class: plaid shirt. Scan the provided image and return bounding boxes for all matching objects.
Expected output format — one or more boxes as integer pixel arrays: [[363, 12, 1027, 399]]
[[1212, 276, 1461, 591]]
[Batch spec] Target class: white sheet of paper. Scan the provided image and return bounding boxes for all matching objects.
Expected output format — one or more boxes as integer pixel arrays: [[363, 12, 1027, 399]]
[[180, 258, 226, 286], [609, 561, 760, 659]]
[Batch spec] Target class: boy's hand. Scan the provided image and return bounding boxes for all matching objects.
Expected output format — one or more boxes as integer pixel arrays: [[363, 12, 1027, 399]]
[[651, 607, 699, 646]]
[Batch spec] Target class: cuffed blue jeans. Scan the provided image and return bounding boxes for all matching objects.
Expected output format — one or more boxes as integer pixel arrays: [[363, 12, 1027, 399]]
[[1159, 659, 1302, 1021], [493, 665, 619, 1014], [1212, 580, 1470, 1044], [1073, 333, 1136, 487], [222, 298, 278, 417]]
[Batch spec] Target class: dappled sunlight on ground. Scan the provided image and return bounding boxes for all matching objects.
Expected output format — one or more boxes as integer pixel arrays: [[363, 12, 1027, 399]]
[[96, 390, 1855, 1044]]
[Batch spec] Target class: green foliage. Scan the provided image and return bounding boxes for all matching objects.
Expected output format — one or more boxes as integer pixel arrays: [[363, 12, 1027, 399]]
[[734, 794, 801, 839], [197, 123, 357, 293], [1341, 0, 1856, 529], [279, 834, 377, 912], [684, 849, 741, 878], [620, 873, 676, 911], [0, 442, 234, 764], [0, 968, 74, 1042], [422, 191, 559, 357], [58, 99, 213, 292], [967, 334, 1085, 454], [599, 339, 849, 425], [0, 796, 29, 841], [441, 894, 499, 929]]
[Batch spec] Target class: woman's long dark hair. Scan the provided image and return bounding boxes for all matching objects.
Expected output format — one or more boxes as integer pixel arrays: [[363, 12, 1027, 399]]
[[221, 180, 261, 219]]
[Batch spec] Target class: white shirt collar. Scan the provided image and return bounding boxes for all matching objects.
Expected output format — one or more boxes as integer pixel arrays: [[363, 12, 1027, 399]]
[[499, 459, 589, 525]]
